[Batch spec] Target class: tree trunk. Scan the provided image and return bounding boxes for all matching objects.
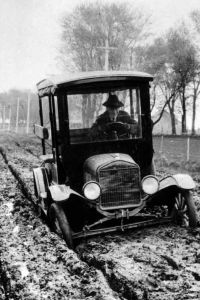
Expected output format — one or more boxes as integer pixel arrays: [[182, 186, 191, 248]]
[[168, 99, 176, 135], [171, 111, 176, 135], [181, 87, 187, 134], [191, 92, 197, 135], [191, 80, 200, 135]]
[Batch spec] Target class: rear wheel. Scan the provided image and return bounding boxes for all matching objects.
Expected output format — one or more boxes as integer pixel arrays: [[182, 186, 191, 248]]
[[170, 191, 198, 228], [49, 203, 74, 249]]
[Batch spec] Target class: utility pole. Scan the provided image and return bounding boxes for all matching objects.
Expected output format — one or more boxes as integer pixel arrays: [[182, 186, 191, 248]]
[[26, 94, 31, 134], [16, 97, 20, 133], [98, 36, 117, 71], [97, 36, 117, 102], [104, 37, 109, 71], [3, 105, 5, 130], [8, 106, 11, 131]]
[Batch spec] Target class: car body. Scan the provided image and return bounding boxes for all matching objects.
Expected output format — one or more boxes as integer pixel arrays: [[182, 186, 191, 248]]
[[33, 70, 198, 248]]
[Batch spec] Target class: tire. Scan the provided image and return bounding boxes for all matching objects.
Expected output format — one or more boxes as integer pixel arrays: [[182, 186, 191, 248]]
[[49, 203, 74, 249], [170, 191, 198, 228]]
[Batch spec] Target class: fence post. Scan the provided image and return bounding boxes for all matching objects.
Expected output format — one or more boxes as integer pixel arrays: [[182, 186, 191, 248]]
[[187, 136, 190, 161]]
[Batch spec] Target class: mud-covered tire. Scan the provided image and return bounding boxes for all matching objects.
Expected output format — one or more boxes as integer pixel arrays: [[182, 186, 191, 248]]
[[170, 191, 198, 228], [49, 203, 74, 249]]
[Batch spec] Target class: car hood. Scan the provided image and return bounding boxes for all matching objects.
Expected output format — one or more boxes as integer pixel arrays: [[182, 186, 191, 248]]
[[84, 153, 137, 176]]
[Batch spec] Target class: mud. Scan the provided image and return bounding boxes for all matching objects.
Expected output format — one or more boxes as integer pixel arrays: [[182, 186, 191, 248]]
[[0, 132, 200, 300]]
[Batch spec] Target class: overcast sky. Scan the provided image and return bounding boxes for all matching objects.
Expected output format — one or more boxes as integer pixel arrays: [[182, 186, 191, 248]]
[[0, 0, 200, 92]]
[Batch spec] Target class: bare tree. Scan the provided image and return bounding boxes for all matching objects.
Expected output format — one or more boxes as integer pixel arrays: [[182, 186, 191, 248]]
[[59, 1, 151, 123], [190, 10, 200, 134], [135, 38, 181, 132], [167, 25, 199, 134], [190, 10, 200, 34], [60, 1, 151, 71]]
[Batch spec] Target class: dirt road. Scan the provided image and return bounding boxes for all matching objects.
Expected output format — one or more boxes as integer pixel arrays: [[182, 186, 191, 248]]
[[1, 133, 200, 300]]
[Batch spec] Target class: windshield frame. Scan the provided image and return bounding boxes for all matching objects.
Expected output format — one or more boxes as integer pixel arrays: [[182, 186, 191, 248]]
[[64, 86, 142, 145]]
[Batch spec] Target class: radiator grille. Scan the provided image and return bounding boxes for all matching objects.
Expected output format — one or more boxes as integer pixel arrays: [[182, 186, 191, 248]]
[[99, 165, 140, 209]]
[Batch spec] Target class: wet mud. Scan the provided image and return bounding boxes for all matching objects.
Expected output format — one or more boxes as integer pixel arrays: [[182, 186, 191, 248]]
[[0, 133, 200, 300]]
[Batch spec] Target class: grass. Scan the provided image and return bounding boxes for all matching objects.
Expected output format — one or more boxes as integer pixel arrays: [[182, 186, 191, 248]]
[[153, 135, 200, 174]]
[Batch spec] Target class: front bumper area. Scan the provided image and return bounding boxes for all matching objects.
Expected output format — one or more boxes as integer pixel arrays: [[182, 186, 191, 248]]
[[72, 216, 172, 240]]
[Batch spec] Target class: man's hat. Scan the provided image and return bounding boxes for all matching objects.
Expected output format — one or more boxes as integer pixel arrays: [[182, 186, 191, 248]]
[[103, 94, 124, 108]]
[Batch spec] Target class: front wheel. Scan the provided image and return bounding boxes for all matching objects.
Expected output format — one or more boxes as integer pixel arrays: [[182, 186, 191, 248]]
[[170, 191, 198, 228], [49, 203, 74, 249]]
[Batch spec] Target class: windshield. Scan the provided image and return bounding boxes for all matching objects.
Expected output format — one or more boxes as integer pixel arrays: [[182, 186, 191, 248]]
[[67, 88, 142, 144]]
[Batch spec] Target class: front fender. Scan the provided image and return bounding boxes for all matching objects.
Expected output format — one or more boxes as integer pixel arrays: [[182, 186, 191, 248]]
[[33, 167, 49, 199], [49, 184, 85, 202], [159, 174, 195, 192]]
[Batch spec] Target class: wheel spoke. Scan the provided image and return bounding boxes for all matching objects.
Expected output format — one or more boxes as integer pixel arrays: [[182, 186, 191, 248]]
[[182, 214, 189, 226], [174, 202, 178, 210], [171, 191, 197, 228], [180, 195, 185, 209], [182, 204, 188, 213], [176, 195, 180, 207], [183, 214, 189, 221]]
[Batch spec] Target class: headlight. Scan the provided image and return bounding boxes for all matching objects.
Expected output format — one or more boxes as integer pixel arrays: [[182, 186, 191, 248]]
[[142, 175, 159, 195], [83, 181, 101, 200]]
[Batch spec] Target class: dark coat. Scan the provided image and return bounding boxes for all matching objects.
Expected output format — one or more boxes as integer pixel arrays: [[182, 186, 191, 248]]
[[90, 110, 138, 140]]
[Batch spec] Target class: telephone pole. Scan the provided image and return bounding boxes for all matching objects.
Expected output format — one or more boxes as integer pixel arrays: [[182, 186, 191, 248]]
[[16, 97, 20, 133], [3, 105, 5, 130], [8, 106, 11, 131], [26, 94, 31, 134], [98, 36, 117, 71]]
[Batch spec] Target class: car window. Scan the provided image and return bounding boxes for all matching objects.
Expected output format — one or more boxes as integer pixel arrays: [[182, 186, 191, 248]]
[[42, 96, 52, 152], [67, 88, 142, 144], [54, 96, 59, 131]]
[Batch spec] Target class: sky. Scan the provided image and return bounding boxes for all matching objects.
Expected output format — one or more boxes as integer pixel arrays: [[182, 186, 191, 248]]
[[0, 0, 200, 92]]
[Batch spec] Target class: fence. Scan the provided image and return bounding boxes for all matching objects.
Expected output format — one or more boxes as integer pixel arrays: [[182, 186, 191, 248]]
[[0, 127, 200, 163], [0, 123, 34, 135], [153, 135, 200, 163]]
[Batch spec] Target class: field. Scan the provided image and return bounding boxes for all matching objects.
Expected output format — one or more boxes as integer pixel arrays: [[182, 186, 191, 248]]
[[154, 135, 200, 160], [1, 132, 200, 300]]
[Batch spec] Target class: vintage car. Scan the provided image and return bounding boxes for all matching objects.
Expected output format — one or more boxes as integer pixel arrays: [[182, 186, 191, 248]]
[[33, 70, 198, 249]]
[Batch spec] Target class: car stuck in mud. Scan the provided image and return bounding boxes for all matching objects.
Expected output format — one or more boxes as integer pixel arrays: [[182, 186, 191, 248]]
[[33, 70, 198, 249]]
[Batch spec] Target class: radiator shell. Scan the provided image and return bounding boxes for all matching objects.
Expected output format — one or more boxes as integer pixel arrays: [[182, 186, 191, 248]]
[[84, 153, 141, 210]]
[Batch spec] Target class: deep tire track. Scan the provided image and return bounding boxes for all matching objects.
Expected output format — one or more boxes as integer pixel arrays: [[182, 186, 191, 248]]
[[0, 144, 121, 300], [1, 133, 200, 300]]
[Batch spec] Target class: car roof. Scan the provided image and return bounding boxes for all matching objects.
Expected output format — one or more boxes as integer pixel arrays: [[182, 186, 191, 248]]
[[37, 70, 153, 97]]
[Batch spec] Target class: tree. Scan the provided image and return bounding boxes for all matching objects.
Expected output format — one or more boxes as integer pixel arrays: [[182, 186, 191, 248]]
[[60, 1, 151, 124], [190, 10, 200, 34], [135, 37, 181, 133], [167, 25, 199, 134], [60, 1, 151, 71], [190, 71, 200, 134], [189, 10, 200, 134]]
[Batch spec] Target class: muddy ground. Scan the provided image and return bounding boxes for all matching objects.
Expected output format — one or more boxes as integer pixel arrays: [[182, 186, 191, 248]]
[[1, 132, 200, 300]]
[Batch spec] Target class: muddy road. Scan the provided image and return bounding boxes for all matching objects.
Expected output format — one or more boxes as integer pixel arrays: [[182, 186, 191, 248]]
[[1, 133, 200, 300]]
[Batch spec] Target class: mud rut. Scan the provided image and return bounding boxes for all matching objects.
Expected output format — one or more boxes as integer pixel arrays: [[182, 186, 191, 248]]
[[1, 133, 200, 300]]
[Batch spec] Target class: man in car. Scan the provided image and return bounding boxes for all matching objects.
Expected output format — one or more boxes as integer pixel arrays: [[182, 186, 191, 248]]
[[90, 94, 138, 140]]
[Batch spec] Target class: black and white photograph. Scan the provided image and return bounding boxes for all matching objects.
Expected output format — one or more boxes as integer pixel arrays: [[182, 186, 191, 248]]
[[1, 0, 200, 299]]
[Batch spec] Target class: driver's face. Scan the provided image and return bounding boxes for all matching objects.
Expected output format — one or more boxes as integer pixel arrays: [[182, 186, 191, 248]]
[[107, 107, 119, 122]]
